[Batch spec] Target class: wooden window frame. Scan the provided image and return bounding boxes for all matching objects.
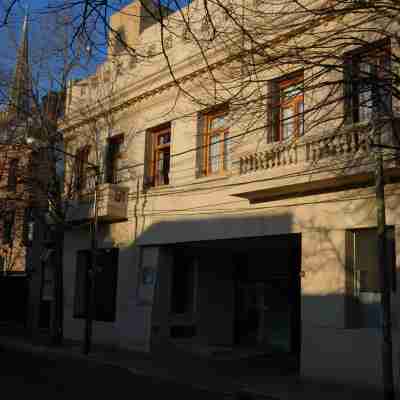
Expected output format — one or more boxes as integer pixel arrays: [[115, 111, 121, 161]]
[[203, 108, 229, 176], [277, 73, 304, 141], [150, 125, 171, 187]]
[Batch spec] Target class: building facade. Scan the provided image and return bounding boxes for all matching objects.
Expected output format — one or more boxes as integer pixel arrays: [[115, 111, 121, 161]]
[[0, 15, 62, 341], [62, 0, 400, 391]]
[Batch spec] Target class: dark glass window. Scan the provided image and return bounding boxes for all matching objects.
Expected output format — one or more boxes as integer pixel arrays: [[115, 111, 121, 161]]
[[344, 42, 391, 124], [106, 134, 124, 184]]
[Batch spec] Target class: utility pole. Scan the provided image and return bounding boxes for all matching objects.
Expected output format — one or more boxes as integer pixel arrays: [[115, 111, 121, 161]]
[[373, 123, 394, 400], [83, 165, 100, 355], [51, 224, 64, 345]]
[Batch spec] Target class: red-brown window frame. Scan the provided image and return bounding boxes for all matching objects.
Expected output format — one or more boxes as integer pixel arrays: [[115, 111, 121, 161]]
[[150, 125, 171, 187], [277, 73, 304, 141], [203, 107, 229, 176]]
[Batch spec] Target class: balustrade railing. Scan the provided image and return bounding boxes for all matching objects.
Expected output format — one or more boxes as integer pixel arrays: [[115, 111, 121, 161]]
[[239, 125, 375, 175]]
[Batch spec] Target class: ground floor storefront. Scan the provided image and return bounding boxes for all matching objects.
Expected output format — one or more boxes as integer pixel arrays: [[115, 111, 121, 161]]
[[62, 190, 400, 391], [150, 234, 301, 374]]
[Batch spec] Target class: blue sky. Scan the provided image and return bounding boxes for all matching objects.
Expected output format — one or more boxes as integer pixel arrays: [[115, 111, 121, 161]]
[[0, 0, 191, 99]]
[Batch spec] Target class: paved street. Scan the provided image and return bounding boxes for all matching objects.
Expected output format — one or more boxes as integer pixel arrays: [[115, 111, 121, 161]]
[[0, 347, 238, 400]]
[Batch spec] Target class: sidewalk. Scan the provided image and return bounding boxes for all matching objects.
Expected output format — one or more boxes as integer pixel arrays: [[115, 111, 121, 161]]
[[0, 333, 393, 400]]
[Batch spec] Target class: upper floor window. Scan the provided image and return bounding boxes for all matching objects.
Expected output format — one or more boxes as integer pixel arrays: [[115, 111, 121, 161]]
[[344, 41, 391, 124], [114, 27, 126, 55], [144, 123, 171, 188], [74, 146, 90, 194], [7, 159, 18, 191], [105, 134, 124, 184], [2, 210, 15, 245], [268, 71, 304, 143], [203, 107, 229, 175]]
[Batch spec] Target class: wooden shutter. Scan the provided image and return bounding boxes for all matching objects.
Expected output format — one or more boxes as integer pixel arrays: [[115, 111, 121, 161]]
[[195, 113, 205, 178], [343, 57, 355, 125], [94, 248, 119, 322], [267, 80, 280, 143], [143, 131, 154, 189], [73, 250, 90, 318]]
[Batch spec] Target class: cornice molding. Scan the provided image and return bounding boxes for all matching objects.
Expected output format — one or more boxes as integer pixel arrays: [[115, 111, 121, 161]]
[[61, 12, 338, 135]]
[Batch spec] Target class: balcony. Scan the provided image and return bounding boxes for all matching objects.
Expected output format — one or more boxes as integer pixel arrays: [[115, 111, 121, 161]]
[[234, 120, 400, 203], [66, 182, 129, 224]]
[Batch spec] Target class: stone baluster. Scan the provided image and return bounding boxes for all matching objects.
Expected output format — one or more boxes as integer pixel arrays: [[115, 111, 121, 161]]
[[326, 136, 333, 157], [315, 140, 320, 161], [269, 149, 275, 168], [315, 138, 322, 161], [338, 132, 346, 154], [240, 156, 247, 174], [348, 130, 356, 153], [252, 153, 258, 171], [292, 146, 296, 164], [280, 147, 284, 166], [287, 145, 295, 165], [245, 155, 252, 173], [265, 150, 271, 169], [360, 131, 368, 153], [331, 136, 337, 156], [305, 142, 311, 162], [344, 132, 352, 153], [284, 147, 290, 165], [259, 152, 265, 170]]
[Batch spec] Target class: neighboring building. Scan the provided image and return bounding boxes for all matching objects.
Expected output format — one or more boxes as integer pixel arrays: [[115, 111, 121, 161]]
[[61, 0, 400, 391], [0, 15, 62, 340]]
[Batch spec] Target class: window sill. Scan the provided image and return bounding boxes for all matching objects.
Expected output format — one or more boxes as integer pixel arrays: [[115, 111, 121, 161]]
[[141, 173, 231, 195], [196, 172, 231, 183], [143, 183, 172, 194]]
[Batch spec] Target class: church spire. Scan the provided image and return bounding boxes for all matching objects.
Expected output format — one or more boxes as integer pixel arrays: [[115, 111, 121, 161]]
[[8, 10, 32, 118]]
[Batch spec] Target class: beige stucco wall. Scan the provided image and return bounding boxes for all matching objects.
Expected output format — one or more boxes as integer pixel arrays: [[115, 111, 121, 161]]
[[62, 0, 400, 391], [63, 185, 400, 389]]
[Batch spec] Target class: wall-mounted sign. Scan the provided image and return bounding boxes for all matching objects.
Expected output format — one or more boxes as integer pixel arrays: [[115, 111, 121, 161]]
[[142, 266, 157, 285]]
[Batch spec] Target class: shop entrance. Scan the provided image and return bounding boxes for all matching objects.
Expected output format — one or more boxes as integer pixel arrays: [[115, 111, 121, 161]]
[[151, 234, 301, 372]]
